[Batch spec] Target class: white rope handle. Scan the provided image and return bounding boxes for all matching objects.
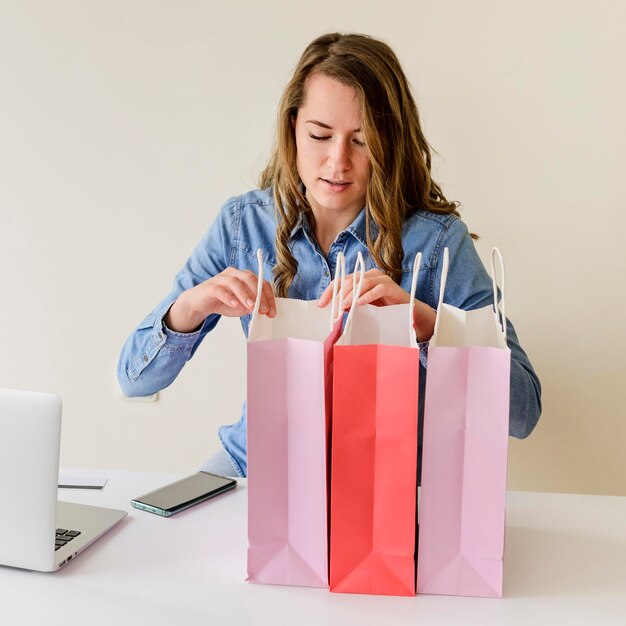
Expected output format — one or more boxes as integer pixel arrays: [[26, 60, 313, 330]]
[[340, 251, 423, 344], [408, 252, 423, 346], [329, 252, 346, 331], [250, 248, 348, 336], [252, 249, 265, 316], [340, 252, 365, 340], [247, 249, 266, 338], [432, 246, 507, 341], [490, 247, 507, 339]]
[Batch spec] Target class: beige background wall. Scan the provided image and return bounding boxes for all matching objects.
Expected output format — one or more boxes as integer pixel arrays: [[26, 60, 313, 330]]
[[1, 1, 624, 495]]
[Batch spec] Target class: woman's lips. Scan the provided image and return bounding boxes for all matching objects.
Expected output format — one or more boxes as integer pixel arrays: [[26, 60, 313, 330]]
[[320, 178, 352, 192]]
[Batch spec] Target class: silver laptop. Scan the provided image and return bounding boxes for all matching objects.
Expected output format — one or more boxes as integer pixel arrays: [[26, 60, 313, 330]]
[[0, 388, 127, 571]]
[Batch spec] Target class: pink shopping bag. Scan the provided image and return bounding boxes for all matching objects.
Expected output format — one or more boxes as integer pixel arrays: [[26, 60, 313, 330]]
[[417, 247, 510, 598], [246, 250, 345, 587], [330, 253, 421, 596]]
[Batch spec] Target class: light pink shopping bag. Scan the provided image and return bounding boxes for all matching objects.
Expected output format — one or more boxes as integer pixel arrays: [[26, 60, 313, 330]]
[[417, 247, 510, 598], [246, 250, 344, 587]]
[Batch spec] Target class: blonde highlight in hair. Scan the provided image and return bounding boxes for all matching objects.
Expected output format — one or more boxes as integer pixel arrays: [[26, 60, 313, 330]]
[[260, 33, 461, 297]]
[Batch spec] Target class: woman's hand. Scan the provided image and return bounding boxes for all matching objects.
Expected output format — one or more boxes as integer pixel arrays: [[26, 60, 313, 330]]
[[318, 268, 436, 342], [318, 268, 409, 308], [165, 268, 276, 333]]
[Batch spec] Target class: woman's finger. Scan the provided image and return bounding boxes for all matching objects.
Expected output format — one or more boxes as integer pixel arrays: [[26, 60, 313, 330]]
[[356, 282, 388, 304], [214, 274, 257, 310], [260, 279, 276, 317], [207, 284, 250, 314]]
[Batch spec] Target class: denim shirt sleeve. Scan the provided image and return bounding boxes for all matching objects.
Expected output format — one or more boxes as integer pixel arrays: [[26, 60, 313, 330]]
[[429, 218, 542, 439], [116, 196, 240, 397]]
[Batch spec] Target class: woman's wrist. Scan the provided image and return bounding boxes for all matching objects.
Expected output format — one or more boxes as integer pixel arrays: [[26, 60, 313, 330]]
[[165, 293, 206, 334], [413, 302, 436, 343]]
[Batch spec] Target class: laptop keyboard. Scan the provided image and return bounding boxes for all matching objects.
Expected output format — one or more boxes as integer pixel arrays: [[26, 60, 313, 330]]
[[55, 528, 81, 551]]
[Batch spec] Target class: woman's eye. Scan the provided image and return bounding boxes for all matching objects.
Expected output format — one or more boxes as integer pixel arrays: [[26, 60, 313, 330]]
[[307, 132, 365, 147]]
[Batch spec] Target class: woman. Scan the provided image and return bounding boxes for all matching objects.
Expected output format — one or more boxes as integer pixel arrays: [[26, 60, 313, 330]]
[[117, 33, 541, 477]]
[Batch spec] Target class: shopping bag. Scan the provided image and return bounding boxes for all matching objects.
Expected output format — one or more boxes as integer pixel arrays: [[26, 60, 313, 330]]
[[417, 247, 510, 598], [246, 250, 345, 587], [329, 252, 421, 596]]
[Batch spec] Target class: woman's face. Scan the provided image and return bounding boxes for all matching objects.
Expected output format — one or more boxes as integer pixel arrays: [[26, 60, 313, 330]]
[[294, 73, 371, 226]]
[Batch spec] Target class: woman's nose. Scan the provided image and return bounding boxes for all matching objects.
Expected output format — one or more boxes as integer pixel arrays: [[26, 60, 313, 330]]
[[327, 140, 351, 171]]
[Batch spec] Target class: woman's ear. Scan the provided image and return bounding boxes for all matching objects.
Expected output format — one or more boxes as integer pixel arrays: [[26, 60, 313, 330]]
[[290, 114, 296, 129]]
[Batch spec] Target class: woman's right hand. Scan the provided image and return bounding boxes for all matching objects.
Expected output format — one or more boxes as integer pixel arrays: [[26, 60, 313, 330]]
[[165, 267, 276, 333]]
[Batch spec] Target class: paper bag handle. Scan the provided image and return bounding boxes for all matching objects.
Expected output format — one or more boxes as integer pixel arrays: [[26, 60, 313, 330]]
[[341, 251, 422, 344], [253, 249, 265, 314], [249, 249, 347, 335], [433, 246, 508, 341], [329, 252, 347, 331], [247, 249, 266, 338], [408, 252, 423, 346], [340, 252, 365, 340]]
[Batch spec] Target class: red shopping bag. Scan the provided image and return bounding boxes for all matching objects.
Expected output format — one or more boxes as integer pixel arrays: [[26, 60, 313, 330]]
[[329, 253, 421, 596], [417, 247, 510, 598], [247, 251, 345, 587]]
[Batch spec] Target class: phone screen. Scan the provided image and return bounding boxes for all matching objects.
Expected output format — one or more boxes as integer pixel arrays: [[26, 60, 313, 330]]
[[132, 472, 236, 514]]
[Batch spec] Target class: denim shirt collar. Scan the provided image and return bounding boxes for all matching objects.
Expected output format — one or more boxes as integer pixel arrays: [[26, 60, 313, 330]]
[[289, 206, 373, 248]]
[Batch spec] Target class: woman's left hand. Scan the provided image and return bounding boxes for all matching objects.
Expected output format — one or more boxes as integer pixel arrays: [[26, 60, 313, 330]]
[[318, 268, 437, 342], [318, 268, 408, 308]]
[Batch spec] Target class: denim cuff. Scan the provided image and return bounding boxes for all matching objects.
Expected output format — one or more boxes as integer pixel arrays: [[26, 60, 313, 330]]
[[128, 316, 168, 380], [159, 303, 202, 348]]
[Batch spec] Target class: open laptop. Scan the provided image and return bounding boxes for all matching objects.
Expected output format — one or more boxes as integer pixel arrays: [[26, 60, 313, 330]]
[[0, 387, 127, 571]]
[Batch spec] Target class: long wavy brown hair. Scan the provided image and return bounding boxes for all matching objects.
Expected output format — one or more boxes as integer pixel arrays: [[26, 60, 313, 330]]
[[260, 32, 461, 297]]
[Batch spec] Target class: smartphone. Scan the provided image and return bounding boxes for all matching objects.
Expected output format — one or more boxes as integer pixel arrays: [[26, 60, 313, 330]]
[[131, 471, 237, 517]]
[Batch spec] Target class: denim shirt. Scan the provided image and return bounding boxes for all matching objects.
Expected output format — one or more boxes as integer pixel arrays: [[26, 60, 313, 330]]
[[117, 188, 541, 477]]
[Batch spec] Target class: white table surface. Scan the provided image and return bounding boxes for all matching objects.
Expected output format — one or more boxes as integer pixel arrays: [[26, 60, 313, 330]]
[[1, 468, 625, 626]]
